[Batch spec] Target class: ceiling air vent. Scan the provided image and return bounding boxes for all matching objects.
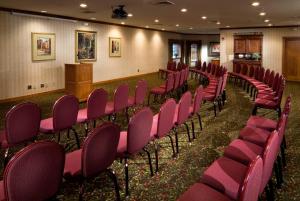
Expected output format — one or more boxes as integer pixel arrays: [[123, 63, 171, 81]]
[[152, 0, 175, 6]]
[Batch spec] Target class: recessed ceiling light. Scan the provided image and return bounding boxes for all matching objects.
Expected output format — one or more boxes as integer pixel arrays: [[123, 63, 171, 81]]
[[121, 22, 125, 25], [181, 8, 187, 12], [80, 3, 87, 8], [202, 16, 207, 20], [189, 27, 193, 30], [162, 28, 165, 31], [251, 2, 260, 6], [127, 13, 133, 17], [154, 19, 159, 23], [264, 19, 270, 23], [145, 25, 149, 28], [259, 12, 266, 16], [226, 25, 231, 28], [176, 24, 179, 27], [216, 21, 221, 25], [268, 23, 273, 26], [41, 10, 47, 13], [83, 22, 89, 26], [90, 17, 96, 20]]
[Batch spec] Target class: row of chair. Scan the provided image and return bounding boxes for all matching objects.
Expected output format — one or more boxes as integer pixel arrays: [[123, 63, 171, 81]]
[[229, 64, 286, 117], [177, 94, 291, 201], [158, 61, 189, 79]]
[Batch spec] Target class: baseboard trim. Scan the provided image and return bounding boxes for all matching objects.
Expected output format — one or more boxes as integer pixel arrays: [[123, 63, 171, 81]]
[[0, 71, 158, 104]]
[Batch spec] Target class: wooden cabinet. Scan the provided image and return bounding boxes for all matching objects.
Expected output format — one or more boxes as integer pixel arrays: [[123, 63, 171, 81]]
[[234, 35, 262, 54], [65, 63, 93, 102], [211, 59, 220, 67], [234, 39, 246, 53], [246, 38, 261, 53]]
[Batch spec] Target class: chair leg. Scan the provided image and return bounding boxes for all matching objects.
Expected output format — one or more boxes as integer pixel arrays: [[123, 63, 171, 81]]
[[274, 162, 282, 188], [252, 105, 258, 115], [174, 128, 179, 154], [154, 141, 159, 173], [143, 148, 154, 176], [213, 102, 217, 117], [283, 135, 287, 149], [167, 135, 176, 158], [277, 107, 282, 119], [84, 122, 89, 137], [124, 157, 129, 196], [78, 178, 85, 201], [267, 179, 275, 201], [277, 155, 284, 185], [147, 94, 152, 106], [93, 120, 96, 128], [125, 108, 130, 124], [281, 144, 287, 167], [57, 131, 61, 143], [71, 128, 81, 149], [4, 148, 9, 167], [191, 120, 196, 140], [183, 123, 191, 143], [106, 169, 121, 201], [197, 113, 203, 131], [67, 129, 70, 139]]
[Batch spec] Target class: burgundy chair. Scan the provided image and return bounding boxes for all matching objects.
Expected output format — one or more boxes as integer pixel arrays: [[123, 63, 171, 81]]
[[203, 77, 223, 117], [174, 91, 193, 153], [77, 88, 108, 136], [201, 156, 263, 201], [189, 86, 204, 133], [0, 102, 41, 165], [159, 61, 176, 79], [128, 79, 148, 108], [40, 95, 80, 148], [117, 108, 154, 196], [105, 83, 130, 123], [201, 62, 207, 72], [211, 64, 216, 76], [148, 73, 174, 105], [0, 141, 65, 201], [150, 99, 177, 172], [64, 123, 121, 201], [224, 131, 280, 200]]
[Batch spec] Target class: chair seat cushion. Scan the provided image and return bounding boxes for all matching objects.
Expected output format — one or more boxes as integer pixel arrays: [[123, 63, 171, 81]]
[[239, 126, 271, 147], [247, 116, 277, 131], [224, 139, 263, 165], [0, 131, 9, 149], [150, 114, 159, 139], [40, 118, 54, 133], [117, 131, 128, 155], [64, 149, 82, 177], [256, 94, 277, 101], [177, 183, 232, 201], [201, 157, 248, 200], [77, 108, 88, 123], [105, 102, 114, 115], [0, 181, 5, 201], [203, 92, 215, 101], [255, 98, 277, 108], [128, 96, 135, 107], [150, 87, 165, 95]]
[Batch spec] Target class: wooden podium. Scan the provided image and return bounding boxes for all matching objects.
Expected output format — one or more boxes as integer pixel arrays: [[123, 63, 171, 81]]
[[65, 63, 93, 102]]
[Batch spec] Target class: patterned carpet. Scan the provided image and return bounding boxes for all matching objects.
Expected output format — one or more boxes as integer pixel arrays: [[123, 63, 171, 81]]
[[0, 73, 299, 201]]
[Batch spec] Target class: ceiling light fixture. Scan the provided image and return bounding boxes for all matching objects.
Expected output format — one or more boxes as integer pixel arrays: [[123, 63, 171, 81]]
[[162, 28, 165, 31], [268, 23, 273, 26], [251, 2, 260, 6], [127, 13, 133, 17], [259, 12, 266, 16], [83, 22, 89, 26], [154, 19, 159, 23], [189, 27, 193, 30], [202, 16, 207, 20], [216, 21, 221, 25], [145, 25, 149, 28], [121, 22, 125, 25], [226, 25, 231, 28], [41, 10, 47, 13], [80, 3, 87, 8], [181, 8, 187, 12], [90, 17, 96, 20], [264, 19, 270, 22], [176, 24, 179, 27]]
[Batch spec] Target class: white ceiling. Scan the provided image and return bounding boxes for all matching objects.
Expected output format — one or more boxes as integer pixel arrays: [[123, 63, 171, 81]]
[[0, 0, 300, 34]]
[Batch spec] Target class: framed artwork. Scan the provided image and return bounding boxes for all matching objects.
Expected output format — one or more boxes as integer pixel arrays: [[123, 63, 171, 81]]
[[109, 37, 121, 57], [75, 30, 97, 62], [208, 42, 220, 57], [32, 33, 56, 61]]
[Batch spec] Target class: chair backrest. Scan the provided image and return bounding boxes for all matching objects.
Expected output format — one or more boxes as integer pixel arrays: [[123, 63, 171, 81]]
[[167, 61, 176, 71], [235, 63, 242, 74], [263, 69, 270, 84], [192, 86, 204, 114], [4, 141, 65, 201], [127, 108, 153, 154], [215, 77, 224, 97], [239, 156, 263, 201], [184, 68, 189, 82], [275, 77, 285, 105], [283, 95, 292, 115], [5, 102, 41, 145], [215, 65, 221, 77], [166, 73, 175, 92], [272, 73, 280, 91], [177, 62, 183, 71], [82, 123, 120, 178], [207, 63, 212, 73], [173, 71, 181, 89], [179, 70, 185, 86], [254, 66, 260, 80], [157, 99, 177, 138], [220, 71, 228, 93], [176, 91, 192, 124], [114, 83, 129, 112], [268, 71, 275, 88], [195, 61, 202, 70], [53, 95, 79, 131], [87, 88, 108, 120], [241, 64, 248, 75], [258, 67, 265, 82], [202, 62, 207, 72], [260, 131, 279, 194], [211, 64, 216, 75], [248, 65, 255, 77], [135, 80, 148, 105]]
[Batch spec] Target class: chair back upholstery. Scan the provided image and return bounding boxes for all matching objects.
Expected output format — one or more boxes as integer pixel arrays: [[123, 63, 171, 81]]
[[5, 102, 41, 145], [220, 71, 228, 93], [114, 83, 129, 112], [283, 95, 292, 115], [215, 77, 224, 97], [263, 69, 270, 84], [254, 67, 260, 80], [177, 62, 183, 71], [260, 132, 279, 194], [268, 71, 275, 88], [166, 73, 175, 92], [275, 78, 286, 105], [177, 92, 192, 124], [135, 80, 148, 105], [4, 141, 65, 201], [239, 156, 263, 201], [184, 68, 189, 82], [202, 62, 207, 72], [167, 61, 176, 71], [235, 63, 242, 74], [192, 86, 204, 114], [179, 70, 185, 86], [173, 71, 181, 89], [211, 64, 216, 75], [127, 108, 153, 154], [241, 64, 248, 75], [272, 73, 280, 91], [87, 88, 108, 120], [82, 123, 120, 178], [207, 63, 212, 73], [157, 99, 176, 138], [258, 67, 265, 82], [53, 95, 79, 131], [248, 65, 255, 77], [195, 61, 202, 70]]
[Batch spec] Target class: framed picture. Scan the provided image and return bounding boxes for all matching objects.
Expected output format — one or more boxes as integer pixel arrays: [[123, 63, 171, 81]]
[[208, 42, 220, 57], [32, 33, 56, 61], [109, 37, 121, 57], [75, 30, 97, 62]]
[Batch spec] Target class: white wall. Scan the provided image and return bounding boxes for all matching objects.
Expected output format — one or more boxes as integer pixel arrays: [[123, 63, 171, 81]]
[[220, 28, 300, 72], [0, 11, 219, 100]]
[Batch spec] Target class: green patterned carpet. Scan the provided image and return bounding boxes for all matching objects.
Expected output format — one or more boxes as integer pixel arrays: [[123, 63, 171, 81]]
[[0, 73, 299, 201]]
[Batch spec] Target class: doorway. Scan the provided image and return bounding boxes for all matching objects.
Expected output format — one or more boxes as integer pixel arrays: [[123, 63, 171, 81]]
[[283, 37, 300, 81], [186, 40, 201, 67], [168, 39, 184, 63]]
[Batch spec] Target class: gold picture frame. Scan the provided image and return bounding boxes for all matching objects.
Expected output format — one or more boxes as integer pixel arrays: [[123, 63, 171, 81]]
[[32, 33, 56, 61], [109, 37, 121, 57], [75, 30, 97, 62]]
